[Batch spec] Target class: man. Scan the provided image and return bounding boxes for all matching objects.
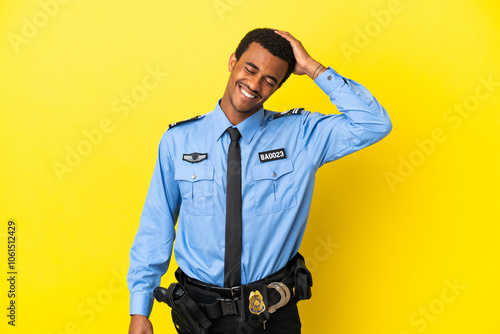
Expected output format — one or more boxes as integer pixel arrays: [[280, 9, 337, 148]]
[[128, 28, 391, 334]]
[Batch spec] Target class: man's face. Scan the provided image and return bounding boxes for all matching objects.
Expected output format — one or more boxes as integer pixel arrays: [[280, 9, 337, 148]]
[[225, 42, 289, 115]]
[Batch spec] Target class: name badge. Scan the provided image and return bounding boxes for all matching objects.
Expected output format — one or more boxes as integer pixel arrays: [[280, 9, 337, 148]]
[[259, 148, 286, 163]]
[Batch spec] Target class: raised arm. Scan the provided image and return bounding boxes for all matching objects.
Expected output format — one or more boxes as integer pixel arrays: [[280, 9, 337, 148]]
[[275, 29, 392, 167]]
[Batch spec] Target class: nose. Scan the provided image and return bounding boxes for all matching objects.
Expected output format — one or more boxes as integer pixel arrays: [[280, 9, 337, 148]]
[[246, 75, 261, 93]]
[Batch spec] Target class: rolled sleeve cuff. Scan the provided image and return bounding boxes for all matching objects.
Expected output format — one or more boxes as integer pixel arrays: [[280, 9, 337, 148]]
[[314, 67, 344, 95], [130, 293, 154, 317]]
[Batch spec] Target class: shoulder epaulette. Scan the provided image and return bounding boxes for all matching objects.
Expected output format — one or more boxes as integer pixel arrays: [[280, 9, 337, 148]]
[[272, 108, 305, 119], [168, 115, 204, 129]]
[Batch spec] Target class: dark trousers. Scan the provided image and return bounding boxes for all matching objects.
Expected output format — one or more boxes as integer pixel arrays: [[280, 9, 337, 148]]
[[174, 295, 301, 334]]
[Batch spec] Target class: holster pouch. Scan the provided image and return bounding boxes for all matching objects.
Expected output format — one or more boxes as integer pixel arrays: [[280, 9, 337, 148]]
[[240, 284, 270, 325], [291, 253, 313, 301], [154, 284, 211, 334]]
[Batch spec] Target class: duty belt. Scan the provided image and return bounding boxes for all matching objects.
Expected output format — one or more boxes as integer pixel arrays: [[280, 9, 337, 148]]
[[176, 266, 295, 319], [154, 252, 312, 334]]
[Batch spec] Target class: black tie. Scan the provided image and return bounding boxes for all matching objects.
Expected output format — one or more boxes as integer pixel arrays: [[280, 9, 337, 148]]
[[224, 127, 242, 288]]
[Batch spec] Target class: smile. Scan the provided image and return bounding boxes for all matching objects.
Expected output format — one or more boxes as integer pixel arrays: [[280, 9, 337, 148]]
[[239, 84, 257, 99]]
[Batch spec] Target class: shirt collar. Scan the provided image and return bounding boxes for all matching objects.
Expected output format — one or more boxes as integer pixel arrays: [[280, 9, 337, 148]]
[[213, 99, 264, 144]]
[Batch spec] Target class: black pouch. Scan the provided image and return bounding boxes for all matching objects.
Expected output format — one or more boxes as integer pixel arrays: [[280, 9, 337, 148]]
[[291, 253, 313, 301], [239, 284, 270, 325], [154, 284, 211, 334]]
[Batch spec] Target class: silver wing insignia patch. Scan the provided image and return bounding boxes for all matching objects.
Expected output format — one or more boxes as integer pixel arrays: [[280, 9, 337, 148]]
[[182, 153, 208, 163]]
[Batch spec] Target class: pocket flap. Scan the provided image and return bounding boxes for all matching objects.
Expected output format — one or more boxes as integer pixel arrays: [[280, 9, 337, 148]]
[[175, 165, 214, 182], [252, 159, 293, 181]]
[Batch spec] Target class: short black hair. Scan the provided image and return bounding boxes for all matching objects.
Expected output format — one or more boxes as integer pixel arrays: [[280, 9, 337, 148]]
[[235, 28, 296, 85]]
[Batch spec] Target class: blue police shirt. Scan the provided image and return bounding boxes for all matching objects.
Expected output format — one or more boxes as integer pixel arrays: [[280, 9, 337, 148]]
[[127, 68, 392, 316]]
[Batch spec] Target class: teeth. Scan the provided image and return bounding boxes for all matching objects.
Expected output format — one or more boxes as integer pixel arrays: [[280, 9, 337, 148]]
[[240, 86, 256, 99]]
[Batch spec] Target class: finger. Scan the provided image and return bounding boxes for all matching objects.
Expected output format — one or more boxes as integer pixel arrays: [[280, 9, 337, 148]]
[[274, 30, 295, 40], [274, 29, 291, 36], [274, 29, 287, 34], [275, 31, 302, 49]]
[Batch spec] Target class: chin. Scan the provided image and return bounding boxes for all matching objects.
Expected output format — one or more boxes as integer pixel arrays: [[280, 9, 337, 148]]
[[236, 107, 256, 114], [230, 96, 260, 114]]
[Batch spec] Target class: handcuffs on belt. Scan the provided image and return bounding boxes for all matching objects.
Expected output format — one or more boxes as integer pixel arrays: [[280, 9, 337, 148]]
[[266, 282, 290, 313]]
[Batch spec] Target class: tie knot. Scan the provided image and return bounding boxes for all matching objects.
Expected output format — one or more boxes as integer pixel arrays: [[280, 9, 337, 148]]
[[227, 127, 241, 142]]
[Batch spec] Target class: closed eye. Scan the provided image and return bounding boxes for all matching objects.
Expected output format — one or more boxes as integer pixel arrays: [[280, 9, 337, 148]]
[[245, 64, 277, 87], [265, 79, 276, 87]]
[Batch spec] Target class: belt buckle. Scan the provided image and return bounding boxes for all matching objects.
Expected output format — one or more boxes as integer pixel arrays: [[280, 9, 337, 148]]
[[231, 286, 240, 297], [266, 282, 291, 313]]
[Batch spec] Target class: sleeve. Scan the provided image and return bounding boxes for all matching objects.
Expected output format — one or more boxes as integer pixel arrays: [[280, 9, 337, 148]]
[[300, 67, 392, 169], [126, 133, 180, 316]]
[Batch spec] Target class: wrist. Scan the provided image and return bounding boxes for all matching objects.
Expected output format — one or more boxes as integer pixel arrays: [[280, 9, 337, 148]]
[[307, 61, 326, 80], [314, 65, 327, 80], [304, 59, 320, 79]]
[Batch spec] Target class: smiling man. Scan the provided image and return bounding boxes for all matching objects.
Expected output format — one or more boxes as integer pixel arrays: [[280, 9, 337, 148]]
[[127, 28, 392, 334]]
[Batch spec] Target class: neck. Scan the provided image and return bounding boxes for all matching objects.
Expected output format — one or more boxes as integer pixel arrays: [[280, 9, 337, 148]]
[[220, 93, 260, 126]]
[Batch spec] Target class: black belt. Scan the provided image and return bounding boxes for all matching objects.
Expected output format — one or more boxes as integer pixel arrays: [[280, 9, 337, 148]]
[[175, 262, 295, 319], [177, 263, 294, 299]]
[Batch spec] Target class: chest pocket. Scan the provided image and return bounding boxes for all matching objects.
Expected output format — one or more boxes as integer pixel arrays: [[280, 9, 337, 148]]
[[251, 159, 297, 215], [175, 165, 214, 216]]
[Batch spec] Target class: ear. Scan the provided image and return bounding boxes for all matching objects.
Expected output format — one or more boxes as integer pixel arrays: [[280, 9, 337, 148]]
[[228, 53, 237, 72]]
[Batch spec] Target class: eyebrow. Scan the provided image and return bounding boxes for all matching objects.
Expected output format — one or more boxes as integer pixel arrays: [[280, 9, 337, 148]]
[[245, 62, 279, 84]]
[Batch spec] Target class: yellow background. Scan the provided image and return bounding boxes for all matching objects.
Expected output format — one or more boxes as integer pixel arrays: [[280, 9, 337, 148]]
[[1, 0, 499, 333]]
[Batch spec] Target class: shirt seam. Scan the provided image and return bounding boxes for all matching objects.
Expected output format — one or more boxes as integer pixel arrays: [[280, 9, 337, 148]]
[[159, 132, 179, 218], [298, 112, 317, 170]]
